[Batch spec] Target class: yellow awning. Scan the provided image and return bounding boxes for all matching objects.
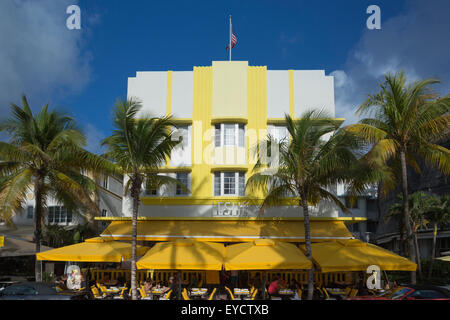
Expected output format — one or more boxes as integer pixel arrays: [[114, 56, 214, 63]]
[[136, 239, 225, 270], [36, 237, 149, 262], [224, 239, 313, 270], [101, 219, 354, 242], [300, 239, 417, 272]]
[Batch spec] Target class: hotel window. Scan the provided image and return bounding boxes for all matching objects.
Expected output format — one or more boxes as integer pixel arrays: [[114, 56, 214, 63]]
[[26, 206, 34, 219], [268, 125, 289, 142], [345, 197, 359, 209], [146, 187, 158, 196], [47, 206, 72, 224], [214, 172, 245, 196], [102, 177, 108, 189], [175, 172, 190, 196], [214, 124, 245, 147]]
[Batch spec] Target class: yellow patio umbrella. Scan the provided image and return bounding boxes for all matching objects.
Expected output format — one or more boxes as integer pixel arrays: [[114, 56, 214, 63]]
[[300, 239, 417, 272], [224, 239, 313, 270], [36, 237, 149, 262], [136, 239, 225, 270]]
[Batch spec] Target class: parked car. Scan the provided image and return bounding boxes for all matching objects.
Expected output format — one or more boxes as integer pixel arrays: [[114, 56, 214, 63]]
[[0, 282, 87, 300], [346, 285, 450, 300]]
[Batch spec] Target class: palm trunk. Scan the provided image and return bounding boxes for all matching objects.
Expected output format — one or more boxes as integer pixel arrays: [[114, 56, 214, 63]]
[[301, 195, 314, 300], [428, 224, 438, 280], [414, 232, 422, 280], [34, 174, 44, 282], [400, 150, 416, 284], [130, 175, 142, 300]]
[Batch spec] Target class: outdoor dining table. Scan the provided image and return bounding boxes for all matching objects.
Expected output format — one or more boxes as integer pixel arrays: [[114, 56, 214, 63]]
[[233, 288, 250, 299], [190, 288, 208, 299], [324, 287, 350, 300], [106, 286, 124, 294], [278, 288, 294, 296], [150, 288, 164, 299]]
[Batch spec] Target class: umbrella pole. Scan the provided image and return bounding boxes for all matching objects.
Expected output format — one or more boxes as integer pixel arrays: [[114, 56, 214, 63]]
[[178, 271, 181, 300], [383, 270, 389, 289], [262, 272, 266, 300], [85, 265, 90, 296]]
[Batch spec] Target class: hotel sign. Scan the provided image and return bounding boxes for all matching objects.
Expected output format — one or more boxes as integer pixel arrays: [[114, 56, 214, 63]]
[[212, 201, 249, 217]]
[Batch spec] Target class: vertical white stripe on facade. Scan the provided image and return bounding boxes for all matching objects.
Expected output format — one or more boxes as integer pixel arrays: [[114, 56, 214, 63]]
[[267, 70, 290, 118], [293, 70, 335, 118], [171, 72, 193, 119], [128, 71, 167, 118], [170, 125, 192, 167]]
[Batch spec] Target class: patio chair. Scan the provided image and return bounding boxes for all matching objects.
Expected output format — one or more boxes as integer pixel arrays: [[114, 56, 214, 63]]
[[344, 287, 352, 296], [97, 284, 111, 297], [182, 288, 191, 300], [224, 286, 235, 300], [321, 287, 331, 299], [208, 288, 217, 300], [349, 289, 358, 297], [160, 289, 173, 300], [113, 287, 128, 299], [91, 286, 103, 299]]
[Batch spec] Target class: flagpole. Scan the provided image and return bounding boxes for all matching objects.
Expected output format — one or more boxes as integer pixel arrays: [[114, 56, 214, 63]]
[[229, 15, 232, 61]]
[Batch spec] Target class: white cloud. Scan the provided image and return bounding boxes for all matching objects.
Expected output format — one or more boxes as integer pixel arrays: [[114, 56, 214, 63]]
[[0, 0, 91, 117], [331, 0, 450, 125]]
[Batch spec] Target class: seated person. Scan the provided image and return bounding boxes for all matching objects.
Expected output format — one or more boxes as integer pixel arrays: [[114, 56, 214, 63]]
[[268, 277, 281, 297], [99, 274, 118, 286], [329, 281, 347, 289], [143, 279, 155, 294], [161, 276, 178, 298], [275, 273, 286, 288], [289, 279, 301, 290], [250, 273, 262, 289]]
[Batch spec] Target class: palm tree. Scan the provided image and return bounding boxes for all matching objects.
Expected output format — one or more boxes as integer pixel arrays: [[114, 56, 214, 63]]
[[345, 72, 450, 284], [386, 192, 430, 279], [246, 110, 367, 300], [0, 96, 116, 281], [101, 98, 185, 300], [423, 194, 450, 279]]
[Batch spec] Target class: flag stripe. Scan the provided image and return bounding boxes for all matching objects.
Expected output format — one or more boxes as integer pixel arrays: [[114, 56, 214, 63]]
[[226, 28, 237, 50]]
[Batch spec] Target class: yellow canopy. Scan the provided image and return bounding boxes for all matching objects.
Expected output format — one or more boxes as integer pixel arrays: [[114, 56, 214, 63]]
[[437, 256, 450, 262], [36, 237, 149, 262], [300, 240, 417, 272], [136, 239, 225, 271], [224, 239, 313, 270], [101, 219, 354, 242]]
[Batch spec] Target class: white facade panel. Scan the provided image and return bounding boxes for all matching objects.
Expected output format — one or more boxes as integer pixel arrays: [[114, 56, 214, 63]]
[[267, 70, 290, 118], [293, 70, 335, 118], [171, 71, 193, 119], [170, 125, 192, 167], [128, 72, 167, 118]]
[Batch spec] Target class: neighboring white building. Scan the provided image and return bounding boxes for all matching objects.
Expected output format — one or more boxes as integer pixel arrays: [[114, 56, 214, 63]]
[[8, 174, 123, 233]]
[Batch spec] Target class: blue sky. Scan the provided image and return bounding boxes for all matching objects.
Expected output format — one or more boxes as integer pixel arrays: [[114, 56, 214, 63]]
[[1, 0, 449, 153]]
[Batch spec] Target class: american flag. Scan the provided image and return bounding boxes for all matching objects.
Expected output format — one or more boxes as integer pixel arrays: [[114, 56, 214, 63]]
[[226, 27, 237, 50]]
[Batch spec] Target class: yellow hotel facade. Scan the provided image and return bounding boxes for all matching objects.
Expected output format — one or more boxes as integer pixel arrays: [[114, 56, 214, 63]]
[[119, 60, 350, 220]]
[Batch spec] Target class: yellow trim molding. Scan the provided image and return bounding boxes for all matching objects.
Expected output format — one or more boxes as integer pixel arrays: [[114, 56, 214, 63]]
[[211, 117, 248, 125]]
